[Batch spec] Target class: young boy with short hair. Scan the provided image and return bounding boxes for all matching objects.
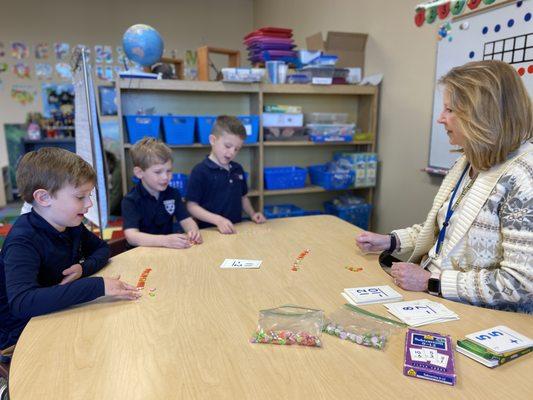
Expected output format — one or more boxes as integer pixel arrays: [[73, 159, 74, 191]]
[[0, 148, 140, 351], [186, 115, 266, 234], [122, 138, 202, 247]]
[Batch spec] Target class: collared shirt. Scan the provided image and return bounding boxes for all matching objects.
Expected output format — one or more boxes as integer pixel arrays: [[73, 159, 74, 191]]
[[0, 210, 108, 349], [122, 182, 190, 235], [186, 156, 248, 229]]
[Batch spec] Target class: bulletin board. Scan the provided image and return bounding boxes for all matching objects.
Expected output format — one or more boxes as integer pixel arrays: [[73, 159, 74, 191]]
[[428, 0, 533, 170]]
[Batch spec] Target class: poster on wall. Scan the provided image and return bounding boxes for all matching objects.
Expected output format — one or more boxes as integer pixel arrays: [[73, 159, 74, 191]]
[[12, 62, 31, 79], [11, 42, 29, 59], [4, 124, 27, 191], [11, 84, 36, 105], [35, 63, 53, 80], [98, 85, 117, 115], [35, 43, 49, 59], [41, 83, 74, 117], [55, 62, 72, 80], [54, 42, 70, 60]]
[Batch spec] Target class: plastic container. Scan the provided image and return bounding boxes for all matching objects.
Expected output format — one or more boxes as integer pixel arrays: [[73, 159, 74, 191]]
[[301, 65, 335, 85], [197, 115, 259, 144], [125, 115, 161, 144], [307, 123, 356, 142], [324, 200, 372, 230], [169, 173, 188, 197], [196, 115, 217, 144], [264, 204, 306, 219], [264, 126, 307, 141], [311, 54, 338, 66], [221, 68, 265, 82], [307, 113, 348, 124], [238, 115, 260, 144], [264, 166, 307, 190], [287, 73, 311, 84], [162, 116, 195, 145], [308, 164, 355, 190]]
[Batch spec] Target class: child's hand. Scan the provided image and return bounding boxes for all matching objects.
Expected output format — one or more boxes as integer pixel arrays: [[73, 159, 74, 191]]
[[252, 212, 267, 224], [216, 217, 236, 234], [187, 230, 203, 244], [60, 263, 83, 285], [165, 233, 192, 249], [103, 275, 141, 300]]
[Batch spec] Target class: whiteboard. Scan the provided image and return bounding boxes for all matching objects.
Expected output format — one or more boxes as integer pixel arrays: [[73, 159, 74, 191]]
[[74, 57, 108, 228], [429, 0, 533, 170]]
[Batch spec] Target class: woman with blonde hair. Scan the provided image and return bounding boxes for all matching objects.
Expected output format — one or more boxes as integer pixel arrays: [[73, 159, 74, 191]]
[[357, 60, 532, 312]]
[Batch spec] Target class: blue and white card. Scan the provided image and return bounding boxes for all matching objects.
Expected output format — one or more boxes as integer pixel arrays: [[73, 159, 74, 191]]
[[466, 326, 533, 354]]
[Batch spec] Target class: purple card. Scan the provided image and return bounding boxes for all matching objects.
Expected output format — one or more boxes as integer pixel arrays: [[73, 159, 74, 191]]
[[403, 328, 456, 386]]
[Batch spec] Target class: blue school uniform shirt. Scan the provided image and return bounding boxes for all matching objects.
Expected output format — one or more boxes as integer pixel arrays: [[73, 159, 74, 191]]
[[121, 182, 190, 234], [186, 156, 248, 229], [0, 210, 109, 349]]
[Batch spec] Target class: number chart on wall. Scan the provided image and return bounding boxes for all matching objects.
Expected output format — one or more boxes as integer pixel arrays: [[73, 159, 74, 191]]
[[429, 0, 532, 170]]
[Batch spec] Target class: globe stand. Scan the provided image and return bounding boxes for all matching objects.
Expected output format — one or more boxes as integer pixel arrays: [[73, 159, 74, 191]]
[[118, 68, 159, 79]]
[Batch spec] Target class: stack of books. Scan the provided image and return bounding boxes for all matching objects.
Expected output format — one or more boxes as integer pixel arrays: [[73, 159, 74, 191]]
[[456, 325, 532, 368], [341, 285, 403, 305]]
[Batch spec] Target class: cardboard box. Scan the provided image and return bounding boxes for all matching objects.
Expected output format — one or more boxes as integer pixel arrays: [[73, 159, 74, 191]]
[[306, 31, 368, 71]]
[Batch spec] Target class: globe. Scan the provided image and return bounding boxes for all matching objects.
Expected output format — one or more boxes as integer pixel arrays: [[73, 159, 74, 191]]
[[122, 24, 164, 68]]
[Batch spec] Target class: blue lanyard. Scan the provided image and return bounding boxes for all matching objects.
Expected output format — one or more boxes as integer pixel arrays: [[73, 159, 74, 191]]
[[435, 164, 470, 256]]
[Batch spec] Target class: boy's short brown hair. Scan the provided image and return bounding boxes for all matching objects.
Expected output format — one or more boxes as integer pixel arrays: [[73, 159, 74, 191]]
[[211, 115, 247, 140], [16, 147, 96, 203], [130, 137, 172, 170]]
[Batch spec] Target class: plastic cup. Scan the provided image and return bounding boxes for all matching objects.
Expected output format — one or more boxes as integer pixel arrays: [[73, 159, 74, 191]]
[[266, 61, 283, 84], [278, 64, 288, 84]]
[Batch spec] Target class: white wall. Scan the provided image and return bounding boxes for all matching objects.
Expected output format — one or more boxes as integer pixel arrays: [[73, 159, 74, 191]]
[[0, 0, 253, 170], [253, 0, 443, 233]]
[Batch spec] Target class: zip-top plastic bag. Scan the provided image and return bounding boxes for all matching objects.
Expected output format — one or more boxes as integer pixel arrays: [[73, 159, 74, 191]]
[[323, 304, 406, 350], [250, 305, 324, 347]]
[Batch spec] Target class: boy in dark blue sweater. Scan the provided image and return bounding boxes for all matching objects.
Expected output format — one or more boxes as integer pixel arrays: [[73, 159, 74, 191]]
[[186, 116, 266, 234], [0, 148, 140, 351], [122, 138, 202, 248]]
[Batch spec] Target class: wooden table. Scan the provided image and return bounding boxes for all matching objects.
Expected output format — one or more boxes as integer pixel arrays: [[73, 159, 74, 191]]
[[9, 216, 533, 399]]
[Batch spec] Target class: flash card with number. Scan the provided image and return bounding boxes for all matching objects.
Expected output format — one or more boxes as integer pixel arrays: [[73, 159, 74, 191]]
[[219, 259, 262, 269]]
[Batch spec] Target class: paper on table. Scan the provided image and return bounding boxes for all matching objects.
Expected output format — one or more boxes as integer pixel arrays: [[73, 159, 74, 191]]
[[219, 259, 262, 269]]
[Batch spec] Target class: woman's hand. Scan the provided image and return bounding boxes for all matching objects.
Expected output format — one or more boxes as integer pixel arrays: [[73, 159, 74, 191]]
[[390, 262, 431, 291], [355, 231, 391, 253]]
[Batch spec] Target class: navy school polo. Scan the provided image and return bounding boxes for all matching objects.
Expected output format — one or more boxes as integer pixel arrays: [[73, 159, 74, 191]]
[[186, 156, 248, 229], [122, 182, 190, 235], [0, 209, 108, 349]]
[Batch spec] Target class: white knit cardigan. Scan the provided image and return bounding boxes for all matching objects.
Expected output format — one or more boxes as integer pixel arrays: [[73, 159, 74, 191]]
[[392, 142, 533, 312]]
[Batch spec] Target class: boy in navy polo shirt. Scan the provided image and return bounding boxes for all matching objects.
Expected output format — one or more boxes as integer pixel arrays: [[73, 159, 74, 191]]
[[122, 138, 202, 248], [186, 116, 266, 234], [0, 148, 140, 351]]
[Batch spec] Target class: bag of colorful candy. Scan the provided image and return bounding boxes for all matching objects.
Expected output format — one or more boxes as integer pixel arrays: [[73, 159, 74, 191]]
[[323, 304, 405, 350], [250, 305, 324, 347]]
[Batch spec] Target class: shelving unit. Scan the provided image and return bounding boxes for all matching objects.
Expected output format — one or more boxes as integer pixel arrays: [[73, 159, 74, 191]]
[[117, 79, 378, 223]]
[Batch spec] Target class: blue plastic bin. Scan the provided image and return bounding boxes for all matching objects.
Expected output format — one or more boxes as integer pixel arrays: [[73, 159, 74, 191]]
[[169, 173, 188, 197], [197, 115, 217, 144], [163, 116, 195, 145], [238, 115, 259, 144], [264, 166, 307, 190], [264, 204, 305, 219], [125, 115, 161, 144], [324, 201, 372, 230], [308, 164, 355, 190]]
